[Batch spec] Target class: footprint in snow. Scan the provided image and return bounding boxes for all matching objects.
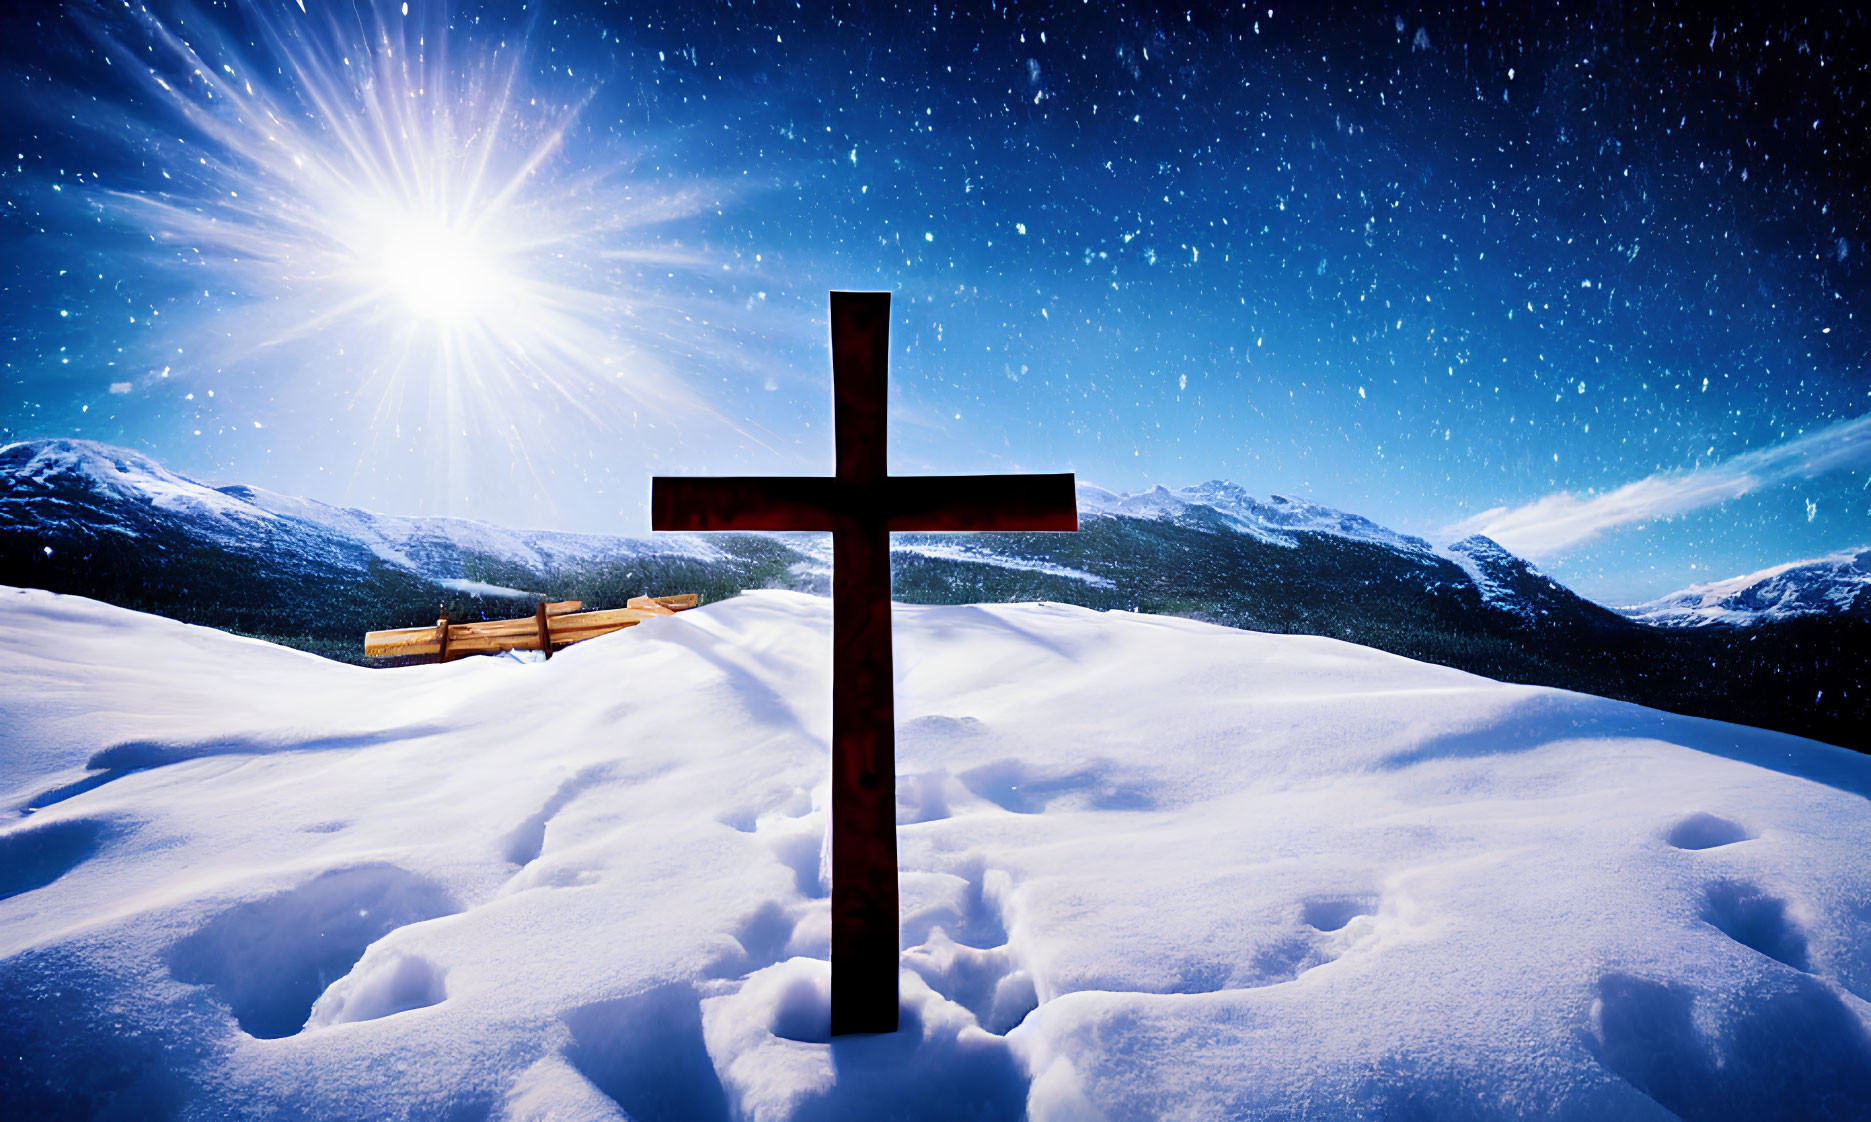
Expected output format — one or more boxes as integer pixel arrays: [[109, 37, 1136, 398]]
[[1233, 894, 1382, 989], [726, 787, 826, 900], [902, 862, 1037, 1035], [501, 764, 615, 867], [0, 817, 125, 901], [1302, 896, 1378, 933], [1666, 812, 1754, 851], [166, 864, 458, 1039], [1702, 879, 1809, 972]]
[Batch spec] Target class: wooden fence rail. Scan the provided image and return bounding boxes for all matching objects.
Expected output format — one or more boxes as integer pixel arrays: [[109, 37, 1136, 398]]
[[365, 594, 698, 662]]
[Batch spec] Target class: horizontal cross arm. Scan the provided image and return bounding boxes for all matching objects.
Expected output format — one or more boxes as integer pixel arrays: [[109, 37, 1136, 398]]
[[652, 476, 841, 532], [885, 473, 1078, 532]]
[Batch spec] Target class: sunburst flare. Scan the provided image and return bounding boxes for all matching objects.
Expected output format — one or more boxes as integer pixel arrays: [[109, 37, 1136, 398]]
[[90, 0, 731, 518]]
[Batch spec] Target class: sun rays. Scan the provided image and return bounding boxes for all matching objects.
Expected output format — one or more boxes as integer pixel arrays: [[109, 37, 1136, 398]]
[[89, 0, 732, 517]]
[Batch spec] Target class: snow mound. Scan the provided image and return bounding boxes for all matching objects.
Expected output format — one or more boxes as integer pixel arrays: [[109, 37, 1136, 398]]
[[2, 585, 1869, 1119], [1622, 547, 1871, 628]]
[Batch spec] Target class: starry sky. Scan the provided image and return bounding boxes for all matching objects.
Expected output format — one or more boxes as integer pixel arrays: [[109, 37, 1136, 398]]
[[2, 0, 1866, 603]]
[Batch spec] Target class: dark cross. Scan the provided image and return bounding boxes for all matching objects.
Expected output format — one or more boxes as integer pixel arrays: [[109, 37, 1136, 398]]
[[652, 291, 1076, 1034]]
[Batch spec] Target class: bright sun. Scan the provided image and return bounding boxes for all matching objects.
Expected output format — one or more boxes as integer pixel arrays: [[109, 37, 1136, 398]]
[[94, 1, 721, 516], [371, 215, 507, 326]]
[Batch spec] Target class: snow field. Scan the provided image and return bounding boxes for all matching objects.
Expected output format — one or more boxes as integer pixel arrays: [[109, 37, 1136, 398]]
[[1, 585, 1869, 1119]]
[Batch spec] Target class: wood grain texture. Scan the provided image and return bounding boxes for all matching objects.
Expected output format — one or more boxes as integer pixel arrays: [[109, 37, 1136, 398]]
[[363, 598, 696, 658]]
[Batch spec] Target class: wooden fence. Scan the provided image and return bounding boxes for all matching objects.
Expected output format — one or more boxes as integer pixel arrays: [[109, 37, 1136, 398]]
[[364, 594, 698, 662]]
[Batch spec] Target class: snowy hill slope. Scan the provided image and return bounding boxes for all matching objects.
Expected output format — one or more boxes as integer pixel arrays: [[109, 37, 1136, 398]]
[[3, 587, 1869, 1120], [1621, 547, 1871, 628]]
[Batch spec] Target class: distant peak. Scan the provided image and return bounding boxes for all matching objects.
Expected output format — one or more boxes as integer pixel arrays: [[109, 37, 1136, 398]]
[[1448, 534, 1510, 557], [4, 436, 162, 468], [1621, 546, 1871, 627], [2, 437, 270, 525], [1075, 479, 1435, 554]]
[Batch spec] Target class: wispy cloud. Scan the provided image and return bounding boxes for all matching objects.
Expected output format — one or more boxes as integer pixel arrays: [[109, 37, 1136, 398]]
[[1446, 412, 1871, 558]]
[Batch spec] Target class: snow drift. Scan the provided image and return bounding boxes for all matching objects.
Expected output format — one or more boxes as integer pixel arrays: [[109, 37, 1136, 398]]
[[2, 586, 1868, 1120]]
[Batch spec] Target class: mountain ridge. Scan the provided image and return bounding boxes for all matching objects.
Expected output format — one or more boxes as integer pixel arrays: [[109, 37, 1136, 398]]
[[8, 438, 1585, 624], [1621, 547, 1871, 628], [2, 437, 1864, 751]]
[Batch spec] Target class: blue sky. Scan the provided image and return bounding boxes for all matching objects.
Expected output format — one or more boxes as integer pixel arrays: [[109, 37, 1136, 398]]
[[2, 0, 1866, 602]]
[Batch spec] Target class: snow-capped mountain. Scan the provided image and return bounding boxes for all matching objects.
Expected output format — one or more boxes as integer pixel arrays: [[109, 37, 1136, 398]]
[[1076, 480, 1435, 553], [946, 479, 1610, 630], [1620, 548, 1871, 628], [2, 438, 726, 588], [2, 439, 1588, 634], [0, 439, 817, 654], [4, 438, 1865, 750]]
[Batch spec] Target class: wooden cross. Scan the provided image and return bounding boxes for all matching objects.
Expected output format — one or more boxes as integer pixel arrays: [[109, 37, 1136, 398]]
[[652, 291, 1076, 1034]]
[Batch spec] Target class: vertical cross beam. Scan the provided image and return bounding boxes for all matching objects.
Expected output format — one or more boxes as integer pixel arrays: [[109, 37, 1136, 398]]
[[650, 290, 1077, 1036], [826, 292, 898, 1035]]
